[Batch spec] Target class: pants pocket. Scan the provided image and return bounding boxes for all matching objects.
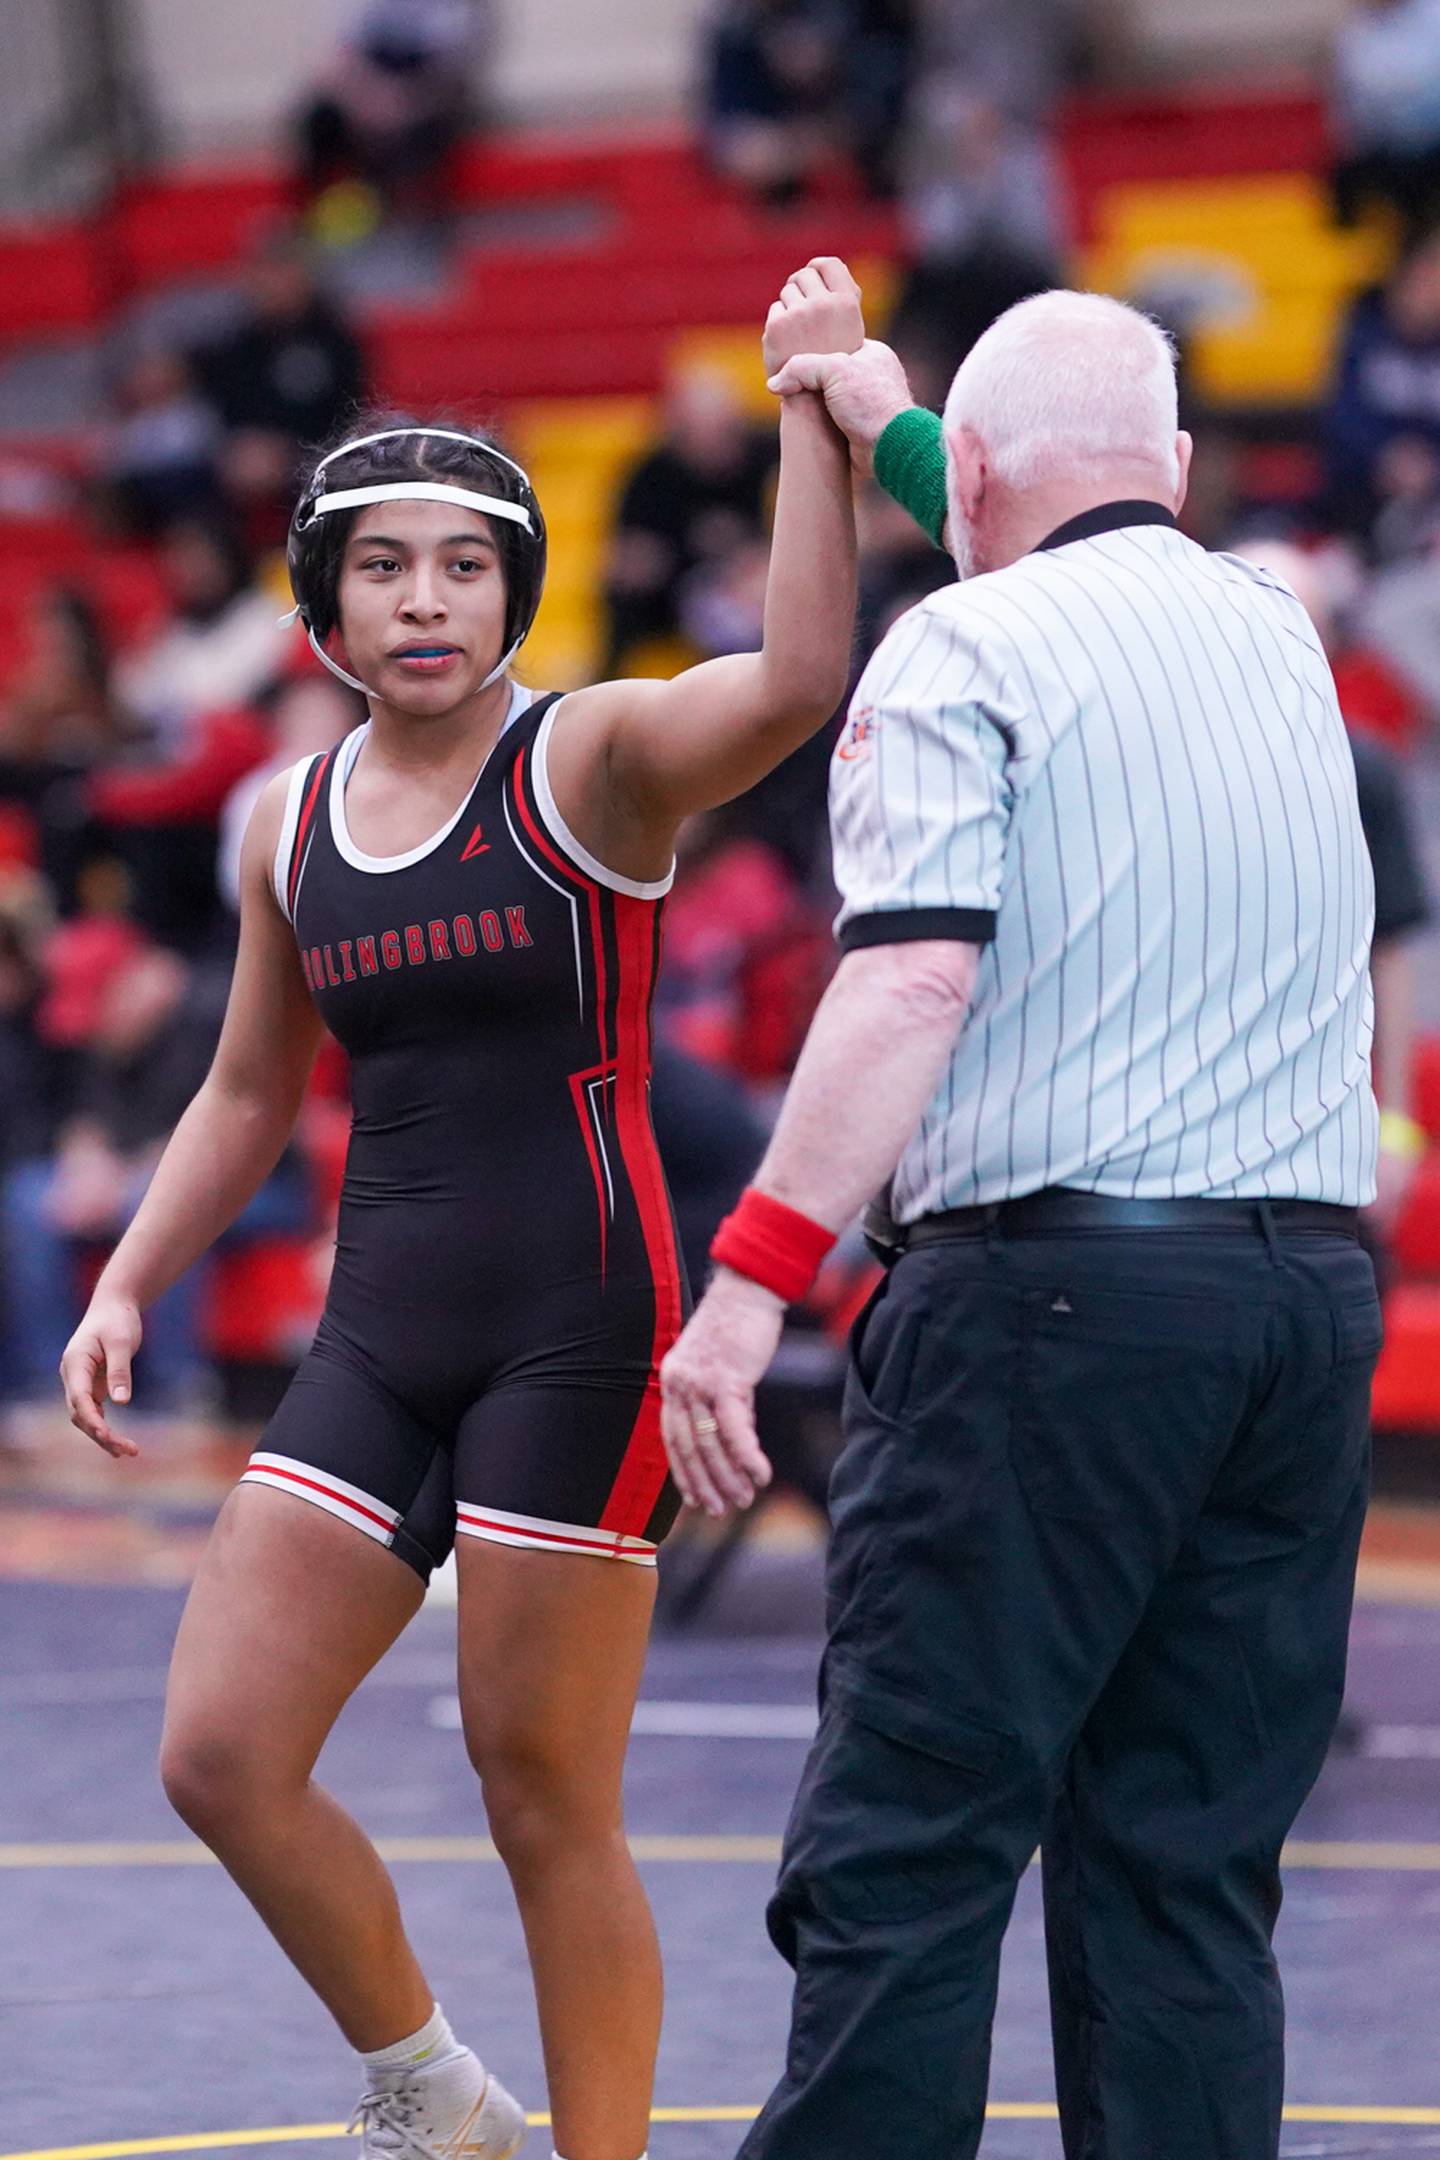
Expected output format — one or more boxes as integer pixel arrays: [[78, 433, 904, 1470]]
[[777, 1666, 1012, 1927], [1010, 1281, 1240, 1525]]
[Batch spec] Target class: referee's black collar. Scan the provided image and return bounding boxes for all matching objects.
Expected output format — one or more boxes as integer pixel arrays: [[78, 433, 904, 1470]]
[[1035, 500, 1177, 553]]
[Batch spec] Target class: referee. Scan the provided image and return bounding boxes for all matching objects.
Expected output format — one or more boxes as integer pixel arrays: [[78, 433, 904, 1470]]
[[660, 290, 1383, 2160]]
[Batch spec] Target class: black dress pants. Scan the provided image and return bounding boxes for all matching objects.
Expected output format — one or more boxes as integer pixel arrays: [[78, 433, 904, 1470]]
[[741, 1219, 1380, 2160]]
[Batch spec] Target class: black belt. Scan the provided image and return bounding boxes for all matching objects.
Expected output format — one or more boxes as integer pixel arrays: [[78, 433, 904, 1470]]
[[902, 1187, 1359, 1249]]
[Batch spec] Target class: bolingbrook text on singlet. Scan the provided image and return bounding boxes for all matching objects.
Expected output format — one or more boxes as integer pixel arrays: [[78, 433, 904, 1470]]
[[300, 908, 534, 990]]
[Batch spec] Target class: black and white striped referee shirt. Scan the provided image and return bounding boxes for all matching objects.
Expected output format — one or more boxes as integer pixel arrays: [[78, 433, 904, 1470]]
[[831, 502, 1378, 1215]]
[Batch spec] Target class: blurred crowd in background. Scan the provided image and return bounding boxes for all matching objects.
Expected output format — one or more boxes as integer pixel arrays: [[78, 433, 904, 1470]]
[[0, 0, 1437, 1451]]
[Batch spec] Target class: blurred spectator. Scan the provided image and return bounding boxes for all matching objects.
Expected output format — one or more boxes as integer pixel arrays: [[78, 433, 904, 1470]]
[[679, 532, 770, 661], [190, 228, 366, 531], [1236, 539, 1433, 1248], [0, 938, 310, 1421], [93, 518, 290, 948], [0, 590, 136, 916], [95, 348, 224, 539], [602, 366, 777, 671], [296, 0, 495, 231], [1332, 0, 1440, 239], [702, 0, 918, 204], [1325, 224, 1440, 539], [0, 881, 57, 1418], [854, 479, 954, 654], [887, 247, 1053, 417], [883, 0, 1090, 389], [702, 0, 847, 207], [114, 517, 289, 743], [0, 588, 121, 772], [217, 675, 362, 913], [660, 814, 834, 1084], [650, 1039, 767, 1293], [1358, 540, 1440, 724], [903, 0, 1086, 252], [844, 1, 920, 199], [0, 879, 57, 1176]]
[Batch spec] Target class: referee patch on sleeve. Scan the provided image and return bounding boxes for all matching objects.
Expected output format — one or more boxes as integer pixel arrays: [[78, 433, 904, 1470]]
[[838, 907, 997, 952]]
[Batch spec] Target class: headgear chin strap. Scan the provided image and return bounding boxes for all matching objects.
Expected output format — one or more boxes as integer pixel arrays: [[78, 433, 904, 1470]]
[[296, 618, 524, 696]]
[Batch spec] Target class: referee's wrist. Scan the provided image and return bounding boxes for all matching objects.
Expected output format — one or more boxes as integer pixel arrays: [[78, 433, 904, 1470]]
[[710, 1187, 837, 1305], [874, 405, 948, 550], [708, 1262, 788, 1311]]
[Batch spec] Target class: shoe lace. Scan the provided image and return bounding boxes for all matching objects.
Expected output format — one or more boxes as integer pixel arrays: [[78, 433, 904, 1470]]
[[348, 2081, 443, 2159]]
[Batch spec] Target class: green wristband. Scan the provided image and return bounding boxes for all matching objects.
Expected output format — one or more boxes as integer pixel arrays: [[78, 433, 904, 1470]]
[[873, 405, 948, 550]]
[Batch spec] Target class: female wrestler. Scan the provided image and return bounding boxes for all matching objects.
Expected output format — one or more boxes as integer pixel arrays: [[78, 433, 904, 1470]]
[[58, 259, 860, 2160]]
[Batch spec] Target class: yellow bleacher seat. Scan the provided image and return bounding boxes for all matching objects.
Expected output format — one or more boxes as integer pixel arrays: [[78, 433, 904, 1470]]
[[512, 397, 663, 684], [1079, 174, 1396, 405]]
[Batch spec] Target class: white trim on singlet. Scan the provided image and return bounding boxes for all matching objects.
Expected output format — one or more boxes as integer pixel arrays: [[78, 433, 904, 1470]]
[[272, 754, 318, 923], [241, 1452, 400, 1547], [329, 681, 535, 875], [532, 696, 675, 899], [454, 1500, 657, 1565], [272, 757, 311, 922]]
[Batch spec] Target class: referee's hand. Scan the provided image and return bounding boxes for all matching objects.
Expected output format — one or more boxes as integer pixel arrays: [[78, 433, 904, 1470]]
[[660, 1270, 785, 1517], [767, 339, 915, 475]]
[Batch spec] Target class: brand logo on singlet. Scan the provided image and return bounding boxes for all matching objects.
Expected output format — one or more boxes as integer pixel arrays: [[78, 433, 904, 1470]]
[[459, 823, 490, 860], [299, 908, 534, 991]]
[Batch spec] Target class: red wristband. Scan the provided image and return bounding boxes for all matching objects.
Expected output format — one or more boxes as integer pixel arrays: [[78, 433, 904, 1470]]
[[710, 1187, 837, 1304]]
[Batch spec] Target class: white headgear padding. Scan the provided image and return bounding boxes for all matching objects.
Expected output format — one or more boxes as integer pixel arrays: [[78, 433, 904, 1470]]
[[309, 480, 535, 533]]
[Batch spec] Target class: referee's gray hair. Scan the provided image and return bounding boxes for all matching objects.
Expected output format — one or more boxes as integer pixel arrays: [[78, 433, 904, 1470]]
[[943, 290, 1181, 492]]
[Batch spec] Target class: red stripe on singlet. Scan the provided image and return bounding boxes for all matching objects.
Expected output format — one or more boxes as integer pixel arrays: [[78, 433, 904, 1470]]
[[512, 745, 609, 1089], [568, 1063, 611, 1278], [599, 895, 685, 1538], [287, 752, 331, 917]]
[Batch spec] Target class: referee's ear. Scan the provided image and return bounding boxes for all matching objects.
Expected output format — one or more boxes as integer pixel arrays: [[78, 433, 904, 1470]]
[[1173, 431, 1194, 517], [945, 424, 986, 524]]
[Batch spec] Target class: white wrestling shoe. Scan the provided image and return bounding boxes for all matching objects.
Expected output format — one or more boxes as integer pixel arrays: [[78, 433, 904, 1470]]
[[349, 2055, 528, 2159]]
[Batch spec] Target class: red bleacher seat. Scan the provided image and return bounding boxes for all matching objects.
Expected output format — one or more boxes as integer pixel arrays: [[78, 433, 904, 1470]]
[[1371, 1283, 1440, 1431], [1414, 1039, 1440, 1145], [1395, 1155, 1440, 1278]]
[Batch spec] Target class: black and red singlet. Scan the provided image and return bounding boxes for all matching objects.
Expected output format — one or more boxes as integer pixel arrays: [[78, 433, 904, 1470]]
[[241, 683, 687, 1579]]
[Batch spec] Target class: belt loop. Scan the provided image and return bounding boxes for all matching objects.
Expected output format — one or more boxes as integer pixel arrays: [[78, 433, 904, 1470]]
[[1256, 1198, 1281, 1264], [983, 1200, 1004, 1255]]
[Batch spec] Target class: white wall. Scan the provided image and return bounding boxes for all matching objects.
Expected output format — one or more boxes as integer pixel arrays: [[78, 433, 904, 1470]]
[[498, 0, 709, 118], [1125, 0, 1345, 73], [130, 0, 711, 155], [127, 0, 1347, 159]]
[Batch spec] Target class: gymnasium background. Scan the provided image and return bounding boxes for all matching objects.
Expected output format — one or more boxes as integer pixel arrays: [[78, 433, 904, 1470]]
[[2, 3, 1439, 2153]]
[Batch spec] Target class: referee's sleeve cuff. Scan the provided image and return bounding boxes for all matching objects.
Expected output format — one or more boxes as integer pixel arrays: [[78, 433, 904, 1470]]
[[838, 907, 997, 952]]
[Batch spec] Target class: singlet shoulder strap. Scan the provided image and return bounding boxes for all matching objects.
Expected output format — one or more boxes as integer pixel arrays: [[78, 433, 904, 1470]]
[[273, 746, 337, 925], [507, 686, 564, 741], [518, 691, 676, 900]]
